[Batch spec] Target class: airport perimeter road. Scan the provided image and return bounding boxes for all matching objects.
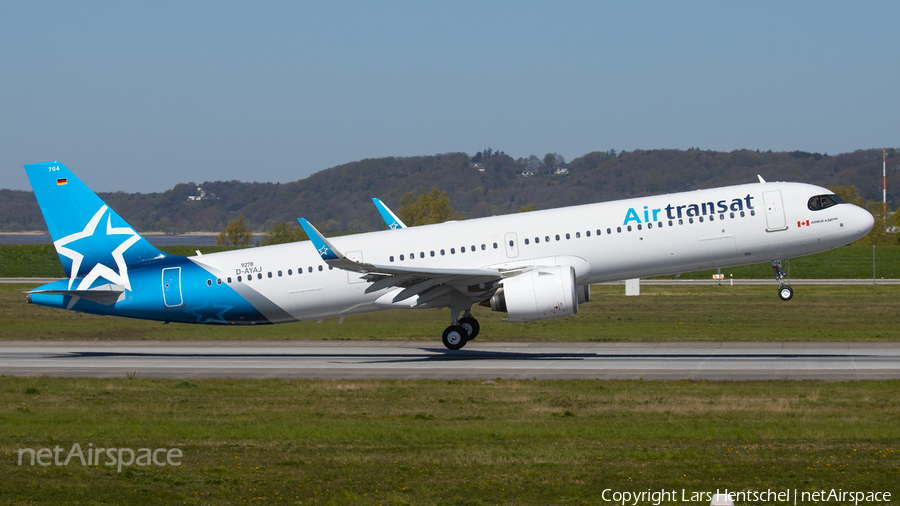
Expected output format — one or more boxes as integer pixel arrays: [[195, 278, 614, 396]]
[[1, 341, 899, 380]]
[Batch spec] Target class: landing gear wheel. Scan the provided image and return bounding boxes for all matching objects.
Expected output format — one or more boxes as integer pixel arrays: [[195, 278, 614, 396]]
[[458, 317, 480, 340], [778, 286, 793, 301], [442, 325, 468, 350]]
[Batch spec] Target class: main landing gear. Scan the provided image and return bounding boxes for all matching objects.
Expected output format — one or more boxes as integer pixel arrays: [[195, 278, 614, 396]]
[[441, 309, 480, 350], [772, 260, 793, 301]]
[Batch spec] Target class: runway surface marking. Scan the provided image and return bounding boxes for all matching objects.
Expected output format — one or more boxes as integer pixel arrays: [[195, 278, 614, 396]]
[[1, 341, 899, 380]]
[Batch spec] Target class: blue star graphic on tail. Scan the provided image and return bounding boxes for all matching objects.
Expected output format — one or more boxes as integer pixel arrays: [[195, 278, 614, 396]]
[[54, 206, 141, 291]]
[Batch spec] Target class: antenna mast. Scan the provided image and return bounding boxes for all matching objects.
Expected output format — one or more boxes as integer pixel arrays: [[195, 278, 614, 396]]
[[884, 148, 888, 228]]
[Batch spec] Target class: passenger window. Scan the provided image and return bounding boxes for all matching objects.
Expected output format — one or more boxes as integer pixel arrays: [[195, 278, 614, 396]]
[[329, 266, 333, 270], [740, 211, 745, 217], [400, 254, 404, 261], [647, 223, 652, 229], [481, 244, 486, 250], [471, 245, 476, 251], [410, 252, 414, 259], [525, 238, 530, 245], [709, 215, 714, 221], [720, 214, 725, 220], [606, 228, 611, 234], [751, 210, 756, 216], [318, 266, 323, 271], [277, 270, 282, 277], [657, 222, 662, 228], [207, 279, 212, 286], [461, 246, 466, 253], [493, 242, 498, 249], [267, 272, 272, 278], [689, 218, 694, 224], [668, 220, 673, 226], [390, 256, 395, 262], [430, 251, 435, 257], [699, 216, 704, 223], [420, 252, 425, 258], [678, 219, 683, 225], [545, 236, 550, 242], [257, 273, 262, 279], [227, 277, 232, 283], [637, 224, 642, 230], [508, 240, 513, 247], [616, 227, 621, 233], [451, 248, 455, 254], [217, 278, 222, 285], [555, 234, 560, 241], [308, 267, 313, 273], [627, 226, 632, 232], [288, 269, 292, 275], [586, 231, 591, 237], [441, 249, 446, 255], [576, 232, 581, 238], [730, 212, 734, 219], [238, 276, 242, 282], [565, 233, 570, 239], [535, 237, 540, 244]]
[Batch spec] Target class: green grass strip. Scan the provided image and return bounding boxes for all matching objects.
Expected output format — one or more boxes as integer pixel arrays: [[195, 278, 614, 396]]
[[1, 377, 898, 505], [3, 284, 899, 341]]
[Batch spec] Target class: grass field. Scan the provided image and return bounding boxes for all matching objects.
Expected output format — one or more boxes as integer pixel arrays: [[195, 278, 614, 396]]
[[2, 244, 899, 279], [3, 283, 898, 342], [2, 377, 898, 505]]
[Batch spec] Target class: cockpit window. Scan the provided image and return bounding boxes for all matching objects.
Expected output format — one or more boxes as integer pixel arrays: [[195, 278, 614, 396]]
[[808, 194, 843, 211]]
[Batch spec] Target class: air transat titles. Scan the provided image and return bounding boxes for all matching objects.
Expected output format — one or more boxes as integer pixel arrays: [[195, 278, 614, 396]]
[[623, 194, 755, 225]]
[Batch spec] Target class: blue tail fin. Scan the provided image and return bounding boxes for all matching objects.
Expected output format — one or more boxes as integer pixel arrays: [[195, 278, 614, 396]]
[[24, 161, 170, 291]]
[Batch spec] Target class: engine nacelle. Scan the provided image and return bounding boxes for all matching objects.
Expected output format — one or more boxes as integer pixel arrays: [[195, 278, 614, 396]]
[[490, 266, 578, 322]]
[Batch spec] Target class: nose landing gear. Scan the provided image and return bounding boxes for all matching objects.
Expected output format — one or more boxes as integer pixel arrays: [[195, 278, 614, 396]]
[[772, 260, 793, 301]]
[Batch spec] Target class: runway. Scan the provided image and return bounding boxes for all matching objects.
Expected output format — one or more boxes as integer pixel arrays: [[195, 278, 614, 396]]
[[2, 341, 899, 380]]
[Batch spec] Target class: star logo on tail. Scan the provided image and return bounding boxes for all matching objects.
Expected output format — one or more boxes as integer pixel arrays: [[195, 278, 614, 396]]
[[54, 206, 141, 291]]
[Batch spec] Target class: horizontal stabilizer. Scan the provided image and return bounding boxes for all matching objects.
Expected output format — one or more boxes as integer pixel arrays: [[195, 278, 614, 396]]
[[26, 283, 125, 306]]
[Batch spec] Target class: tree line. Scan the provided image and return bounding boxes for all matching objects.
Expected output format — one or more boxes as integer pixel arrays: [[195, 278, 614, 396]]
[[2, 148, 898, 243]]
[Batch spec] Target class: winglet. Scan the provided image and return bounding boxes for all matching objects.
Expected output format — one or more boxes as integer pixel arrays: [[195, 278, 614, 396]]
[[297, 218, 376, 274], [757, 175, 766, 183], [372, 198, 407, 229], [297, 219, 341, 261]]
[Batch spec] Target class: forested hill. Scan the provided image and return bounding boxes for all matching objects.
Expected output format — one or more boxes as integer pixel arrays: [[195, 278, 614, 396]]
[[2, 148, 897, 233]]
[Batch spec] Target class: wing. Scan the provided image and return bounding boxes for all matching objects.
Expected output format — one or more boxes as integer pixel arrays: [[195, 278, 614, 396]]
[[297, 219, 501, 304]]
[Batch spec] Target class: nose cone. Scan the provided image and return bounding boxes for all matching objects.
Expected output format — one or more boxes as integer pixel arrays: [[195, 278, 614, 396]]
[[849, 204, 875, 238]]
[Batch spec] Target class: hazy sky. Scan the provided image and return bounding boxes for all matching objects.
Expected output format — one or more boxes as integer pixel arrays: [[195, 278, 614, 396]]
[[2, 1, 898, 192]]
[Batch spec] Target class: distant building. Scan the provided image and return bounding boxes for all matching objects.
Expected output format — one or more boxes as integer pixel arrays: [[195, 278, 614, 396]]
[[521, 169, 536, 177], [473, 163, 485, 172], [554, 167, 569, 175], [187, 187, 217, 201]]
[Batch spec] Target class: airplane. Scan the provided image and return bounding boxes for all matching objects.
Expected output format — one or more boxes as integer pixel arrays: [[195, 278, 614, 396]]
[[24, 161, 874, 350]]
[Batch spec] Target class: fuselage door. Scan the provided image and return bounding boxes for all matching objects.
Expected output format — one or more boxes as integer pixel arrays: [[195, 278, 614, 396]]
[[345, 250, 365, 284], [504, 232, 519, 258], [162, 267, 183, 307], [762, 190, 788, 231]]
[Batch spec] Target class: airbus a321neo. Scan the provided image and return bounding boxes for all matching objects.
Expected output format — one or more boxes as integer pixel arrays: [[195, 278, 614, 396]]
[[24, 162, 874, 349]]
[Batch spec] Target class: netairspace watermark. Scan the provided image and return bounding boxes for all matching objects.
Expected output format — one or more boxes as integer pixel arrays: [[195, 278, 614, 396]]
[[17, 443, 182, 473], [600, 488, 892, 506]]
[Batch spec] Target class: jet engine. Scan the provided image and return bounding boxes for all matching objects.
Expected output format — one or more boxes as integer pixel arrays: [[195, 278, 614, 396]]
[[488, 265, 578, 322]]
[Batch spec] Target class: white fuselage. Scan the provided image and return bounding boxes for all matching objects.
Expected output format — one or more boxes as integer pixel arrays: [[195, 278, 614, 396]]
[[189, 181, 874, 323]]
